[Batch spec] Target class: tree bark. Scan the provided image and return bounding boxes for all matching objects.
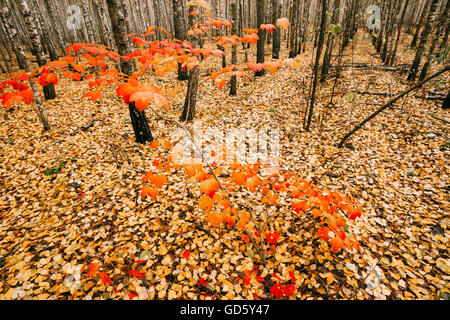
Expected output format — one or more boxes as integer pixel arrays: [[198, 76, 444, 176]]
[[180, 65, 199, 121], [320, 0, 340, 82], [271, 0, 281, 59], [410, 0, 429, 48], [255, 0, 266, 76], [230, 0, 238, 95], [106, 0, 153, 144], [172, 0, 189, 80], [180, 3, 200, 121], [1, 0, 49, 130], [418, 0, 449, 81], [19, 0, 56, 100], [407, 0, 439, 81], [304, 0, 327, 131]]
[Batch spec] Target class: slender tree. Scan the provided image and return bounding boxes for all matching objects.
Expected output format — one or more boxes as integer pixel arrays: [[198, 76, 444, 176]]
[[407, 0, 439, 81], [410, 0, 429, 48], [172, 0, 189, 80], [180, 2, 200, 121], [255, 0, 266, 76], [272, 0, 281, 59], [304, 0, 327, 131], [230, 0, 238, 95], [1, 0, 49, 130], [19, 0, 56, 100], [418, 0, 449, 81], [106, 0, 153, 143], [320, 0, 340, 82]]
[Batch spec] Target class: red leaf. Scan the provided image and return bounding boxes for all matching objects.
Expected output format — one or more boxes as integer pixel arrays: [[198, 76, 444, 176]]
[[129, 270, 145, 278], [317, 226, 330, 240], [289, 271, 296, 283], [86, 263, 98, 277], [100, 272, 112, 286], [129, 292, 137, 300], [270, 283, 283, 298], [82, 88, 102, 102], [282, 284, 295, 296], [134, 260, 147, 264], [266, 231, 279, 244]]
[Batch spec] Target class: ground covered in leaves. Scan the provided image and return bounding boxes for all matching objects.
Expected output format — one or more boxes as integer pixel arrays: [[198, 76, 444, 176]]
[[0, 32, 449, 300]]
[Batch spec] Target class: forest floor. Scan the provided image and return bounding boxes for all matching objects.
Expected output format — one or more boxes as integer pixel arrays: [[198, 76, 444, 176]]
[[0, 31, 449, 300]]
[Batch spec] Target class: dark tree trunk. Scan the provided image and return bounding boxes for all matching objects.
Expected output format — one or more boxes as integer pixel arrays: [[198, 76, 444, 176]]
[[288, 0, 298, 58], [419, 0, 450, 81], [180, 65, 199, 122], [304, 0, 327, 131], [320, 0, 340, 82], [387, 0, 410, 66], [128, 102, 153, 143], [443, 90, 449, 109], [218, 44, 227, 67], [271, 0, 281, 59], [230, 0, 237, 95], [411, 0, 429, 48], [255, 0, 266, 76], [106, 0, 153, 144], [172, 0, 189, 80]]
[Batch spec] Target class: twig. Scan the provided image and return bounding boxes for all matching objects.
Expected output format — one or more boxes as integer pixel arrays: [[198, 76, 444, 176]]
[[39, 118, 102, 152], [338, 66, 449, 148], [429, 113, 450, 124]]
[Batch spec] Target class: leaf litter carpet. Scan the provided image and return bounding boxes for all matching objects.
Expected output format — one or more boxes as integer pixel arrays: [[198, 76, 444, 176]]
[[0, 32, 448, 300]]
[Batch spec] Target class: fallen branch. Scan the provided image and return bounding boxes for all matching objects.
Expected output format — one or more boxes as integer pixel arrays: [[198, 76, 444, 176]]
[[110, 143, 145, 173], [338, 66, 449, 148], [429, 113, 450, 124], [39, 119, 101, 152], [330, 63, 409, 72], [352, 90, 445, 101]]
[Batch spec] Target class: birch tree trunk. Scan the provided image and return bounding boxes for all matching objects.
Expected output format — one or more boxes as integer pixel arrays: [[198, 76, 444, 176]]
[[407, 0, 439, 81], [1, 0, 49, 130], [19, 0, 56, 100], [418, 0, 449, 81]]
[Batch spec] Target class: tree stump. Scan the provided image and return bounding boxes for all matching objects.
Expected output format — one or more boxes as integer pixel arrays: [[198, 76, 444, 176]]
[[128, 102, 153, 144]]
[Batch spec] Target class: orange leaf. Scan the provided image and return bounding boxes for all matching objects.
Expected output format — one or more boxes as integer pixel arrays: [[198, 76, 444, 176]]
[[141, 185, 159, 198], [150, 140, 160, 149], [317, 226, 330, 240], [199, 178, 220, 197], [329, 237, 344, 252], [206, 211, 222, 227], [100, 272, 112, 286], [86, 263, 99, 277], [199, 195, 214, 210], [82, 88, 102, 102]]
